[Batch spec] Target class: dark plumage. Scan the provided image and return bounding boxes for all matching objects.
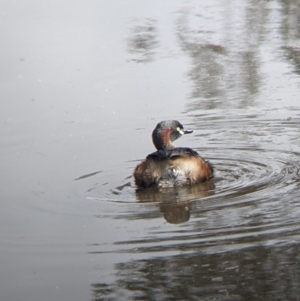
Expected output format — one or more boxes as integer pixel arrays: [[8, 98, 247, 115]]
[[134, 120, 213, 188]]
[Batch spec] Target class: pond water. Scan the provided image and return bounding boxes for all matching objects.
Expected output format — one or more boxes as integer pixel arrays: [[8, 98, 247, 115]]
[[1, 0, 300, 300]]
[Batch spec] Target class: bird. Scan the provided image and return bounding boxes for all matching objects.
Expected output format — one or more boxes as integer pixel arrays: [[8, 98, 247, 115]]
[[134, 120, 213, 188]]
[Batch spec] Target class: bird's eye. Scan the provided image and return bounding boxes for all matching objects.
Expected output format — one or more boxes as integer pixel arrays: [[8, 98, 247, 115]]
[[177, 127, 184, 135]]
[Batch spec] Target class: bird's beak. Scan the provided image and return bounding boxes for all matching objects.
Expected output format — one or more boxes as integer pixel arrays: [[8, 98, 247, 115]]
[[178, 128, 193, 135], [183, 128, 193, 134]]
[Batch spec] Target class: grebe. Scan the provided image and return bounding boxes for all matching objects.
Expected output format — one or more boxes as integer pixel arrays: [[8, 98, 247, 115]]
[[134, 120, 213, 188]]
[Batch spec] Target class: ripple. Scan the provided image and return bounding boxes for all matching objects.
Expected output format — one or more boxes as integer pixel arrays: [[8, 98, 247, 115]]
[[89, 146, 300, 255], [206, 148, 300, 201], [88, 147, 300, 206]]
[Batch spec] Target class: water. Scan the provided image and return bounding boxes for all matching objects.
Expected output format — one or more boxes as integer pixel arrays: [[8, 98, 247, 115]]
[[1, 0, 300, 300]]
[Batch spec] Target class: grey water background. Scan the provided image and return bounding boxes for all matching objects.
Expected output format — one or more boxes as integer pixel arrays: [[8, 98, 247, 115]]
[[1, 0, 300, 300]]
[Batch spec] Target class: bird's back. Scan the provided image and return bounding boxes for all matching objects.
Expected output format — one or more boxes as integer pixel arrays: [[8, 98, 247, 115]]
[[134, 148, 213, 188]]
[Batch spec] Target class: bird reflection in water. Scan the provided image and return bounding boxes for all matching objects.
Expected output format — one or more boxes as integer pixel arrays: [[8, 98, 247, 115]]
[[135, 179, 215, 224]]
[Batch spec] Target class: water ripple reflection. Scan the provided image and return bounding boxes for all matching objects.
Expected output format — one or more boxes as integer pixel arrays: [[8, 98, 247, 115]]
[[209, 148, 300, 200], [90, 125, 300, 256], [76, 111, 300, 290]]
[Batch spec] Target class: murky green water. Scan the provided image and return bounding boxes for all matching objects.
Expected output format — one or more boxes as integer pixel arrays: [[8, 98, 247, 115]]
[[1, 1, 300, 300]]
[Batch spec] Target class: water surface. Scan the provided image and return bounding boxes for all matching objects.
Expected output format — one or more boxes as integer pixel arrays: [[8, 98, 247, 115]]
[[1, 1, 300, 300]]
